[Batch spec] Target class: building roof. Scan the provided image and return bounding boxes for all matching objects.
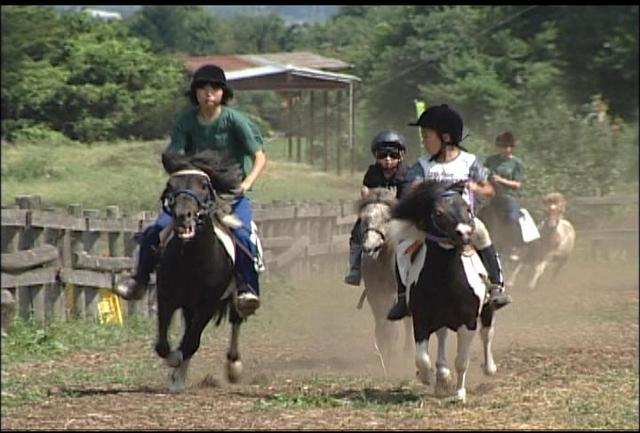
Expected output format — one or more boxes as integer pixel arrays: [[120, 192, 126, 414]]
[[185, 51, 353, 73], [184, 51, 359, 92]]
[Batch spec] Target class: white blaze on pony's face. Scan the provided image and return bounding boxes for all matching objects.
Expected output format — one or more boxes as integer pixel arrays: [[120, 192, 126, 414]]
[[543, 192, 567, 229], [361, 204, 391, 258]]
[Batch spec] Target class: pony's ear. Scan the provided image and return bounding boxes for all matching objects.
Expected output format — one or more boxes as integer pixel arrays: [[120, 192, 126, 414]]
[[360, 186, 370, 199], [162, 152, 189, 175]]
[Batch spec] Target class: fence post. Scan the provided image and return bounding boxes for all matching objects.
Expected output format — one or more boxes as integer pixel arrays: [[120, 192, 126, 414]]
[[82, 209, 101, 322], [67, 204, 85, 319], [15, 195, 46, 323]]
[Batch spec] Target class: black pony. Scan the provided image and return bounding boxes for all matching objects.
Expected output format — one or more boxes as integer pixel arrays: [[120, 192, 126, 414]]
[[391, 180, 497, 403], [154, 149, 245, 392]]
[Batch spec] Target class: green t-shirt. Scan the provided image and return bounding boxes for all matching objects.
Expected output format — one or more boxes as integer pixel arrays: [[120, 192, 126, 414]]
[[165, 106, 263, 178], [484, 154, 525, 198]]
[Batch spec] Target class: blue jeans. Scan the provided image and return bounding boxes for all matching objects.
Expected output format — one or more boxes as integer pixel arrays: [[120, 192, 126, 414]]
[[141, 196, 259, 296], [495, 195, 522, 246]]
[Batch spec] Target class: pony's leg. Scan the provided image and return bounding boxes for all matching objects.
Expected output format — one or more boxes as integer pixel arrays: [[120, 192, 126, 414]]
[[434, 327, 452, 396], [506, 261, 523, 288], [154, 297, 175, 360], [373, 316, 391, 377], [402, 317, 414, 359], [449, 325, 476, 403], [414, 338, 433, 386], [529, 260, 548, 289], [178, 307, 213, 361], [412, 313, 432, 384], [169, 359, 190, 393], [226, 319, 243, 383], [480, 308, 497, 376]]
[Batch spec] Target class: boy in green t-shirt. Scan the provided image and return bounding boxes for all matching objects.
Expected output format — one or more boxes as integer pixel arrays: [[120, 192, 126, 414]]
[[484, 131, 525, 260], [114, 64, 267, 318]]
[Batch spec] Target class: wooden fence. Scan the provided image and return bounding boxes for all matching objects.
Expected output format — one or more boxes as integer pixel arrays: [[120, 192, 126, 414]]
[[1, 193, 637, 330]]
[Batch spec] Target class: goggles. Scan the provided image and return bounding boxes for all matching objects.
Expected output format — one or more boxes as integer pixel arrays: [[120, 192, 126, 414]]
[[375, 150, 402, 160]]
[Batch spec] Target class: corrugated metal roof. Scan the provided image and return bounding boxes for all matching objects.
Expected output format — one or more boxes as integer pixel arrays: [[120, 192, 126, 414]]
[[184, 51, 359, 90], [185, 51, 353, 73]]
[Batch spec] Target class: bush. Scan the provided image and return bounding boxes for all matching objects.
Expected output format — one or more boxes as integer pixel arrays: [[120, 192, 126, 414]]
[[8, 124, 74, 146]]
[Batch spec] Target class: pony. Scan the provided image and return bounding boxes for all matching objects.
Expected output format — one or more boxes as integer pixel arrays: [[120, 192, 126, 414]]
[[357, 186, 413, 376], [390, 180, 497, 403], [154, 149, 246, 392], [507, 192, 576, 289]]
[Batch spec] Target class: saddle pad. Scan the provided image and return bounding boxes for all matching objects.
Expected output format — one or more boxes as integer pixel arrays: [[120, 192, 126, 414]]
[[460, 252, 488, 315], [396, 239, 427, 292], [519, 208, 541, 243], [213, 220, 236, 264]]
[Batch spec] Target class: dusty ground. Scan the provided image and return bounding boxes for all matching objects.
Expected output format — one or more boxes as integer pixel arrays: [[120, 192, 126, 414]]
[[2, 242, 638, 430]]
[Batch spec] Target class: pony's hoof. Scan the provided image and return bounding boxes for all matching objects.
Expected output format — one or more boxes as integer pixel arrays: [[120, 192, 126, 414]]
[[435, 371, 452, 397], [226, 359, 243, 383], [165, 350, 183, 368], [416, 368, 433, 386], [482, 362, 497, 376], [445, 389, 466, 404]]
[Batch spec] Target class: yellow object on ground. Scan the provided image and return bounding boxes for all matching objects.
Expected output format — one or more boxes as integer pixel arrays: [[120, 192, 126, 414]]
[[98, 288, 123, 325]]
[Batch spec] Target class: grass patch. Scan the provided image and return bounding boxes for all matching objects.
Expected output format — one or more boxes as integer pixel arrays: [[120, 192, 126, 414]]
[[1, 138, 363, 211], [1, 316, 154, 366]]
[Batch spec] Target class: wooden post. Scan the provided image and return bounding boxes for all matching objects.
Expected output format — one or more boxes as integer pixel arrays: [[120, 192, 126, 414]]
[[296, 92, 302, 163], [82, 209, 101, 322], [15, 195, 44, 322], [308, 90, 315, 165], [287, 94, 293, 161], [323, 91, 329, 172], [67, 204, 85, 319], [336, 91, 343, 175], [349, 82, 355, 176]]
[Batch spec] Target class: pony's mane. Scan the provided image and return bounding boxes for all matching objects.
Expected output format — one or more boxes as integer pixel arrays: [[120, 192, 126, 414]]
[[392, 180, 449, 222], [162, 150, 243, 193], [358, 188, 397, 213]]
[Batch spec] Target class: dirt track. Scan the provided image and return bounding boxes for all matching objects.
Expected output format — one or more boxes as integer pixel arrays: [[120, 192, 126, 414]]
[[2, 245, 638, 430]]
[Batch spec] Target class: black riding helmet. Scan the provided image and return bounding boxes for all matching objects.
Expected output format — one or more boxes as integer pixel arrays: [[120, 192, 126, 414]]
[[370, 130, 407, 156], [189, 64, 234, 106], [408, 104, 464, 145]]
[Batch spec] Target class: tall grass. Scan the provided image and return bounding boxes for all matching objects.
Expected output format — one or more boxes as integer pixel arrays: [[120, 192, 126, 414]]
[[1, 137, 363, 211]]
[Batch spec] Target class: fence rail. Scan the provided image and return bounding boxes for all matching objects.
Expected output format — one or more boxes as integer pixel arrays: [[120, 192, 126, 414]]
[[1, 193, 637, 331]]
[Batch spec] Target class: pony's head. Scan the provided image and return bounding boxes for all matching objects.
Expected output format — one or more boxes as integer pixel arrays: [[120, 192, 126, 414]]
[[161, 150, 243, 240], [358, 187, 397, 258], [543, 192, 567, 228], [392, 180, 474, 246]]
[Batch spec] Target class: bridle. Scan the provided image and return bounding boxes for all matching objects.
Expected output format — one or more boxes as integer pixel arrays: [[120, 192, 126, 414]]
[[161, 169, 218, 222], [425, 189, 471, 246]]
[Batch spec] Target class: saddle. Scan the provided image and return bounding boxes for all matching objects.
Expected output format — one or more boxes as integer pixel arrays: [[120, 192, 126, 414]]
[[395, 240, 488, 314], [159, 216, 266, 273]]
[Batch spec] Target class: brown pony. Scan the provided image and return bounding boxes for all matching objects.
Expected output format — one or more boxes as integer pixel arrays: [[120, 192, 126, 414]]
[[507, 192, 576, 289]]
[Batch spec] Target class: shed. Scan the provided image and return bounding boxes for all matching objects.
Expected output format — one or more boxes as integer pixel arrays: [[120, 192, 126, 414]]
[[184, 52, 361, 174]]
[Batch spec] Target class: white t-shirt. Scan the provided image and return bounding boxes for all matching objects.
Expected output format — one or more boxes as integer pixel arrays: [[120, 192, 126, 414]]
[[406, 150, 489, 210]]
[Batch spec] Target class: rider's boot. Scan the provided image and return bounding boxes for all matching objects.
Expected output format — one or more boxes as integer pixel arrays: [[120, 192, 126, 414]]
[[477, 244, 512, 310], [236, 282, 260, 318], [113, 226, 161, 301], [387, 264, 410, 320], [344, 240, 363, 286]]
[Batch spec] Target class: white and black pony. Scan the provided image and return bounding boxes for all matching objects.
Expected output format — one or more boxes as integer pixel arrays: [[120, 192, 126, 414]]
[[390, 180, 497, 403], [154, 150, 245, 392]]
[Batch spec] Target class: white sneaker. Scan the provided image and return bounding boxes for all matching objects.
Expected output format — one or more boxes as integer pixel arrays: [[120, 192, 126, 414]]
[[236, 292, 260, 317]]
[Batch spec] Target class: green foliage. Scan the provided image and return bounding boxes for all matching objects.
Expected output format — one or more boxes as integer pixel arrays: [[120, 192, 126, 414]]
[[2, 6, 185, 142], [1, 316, 153, 366]]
